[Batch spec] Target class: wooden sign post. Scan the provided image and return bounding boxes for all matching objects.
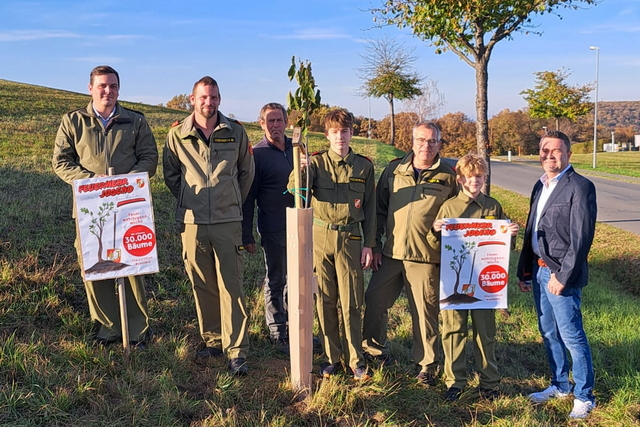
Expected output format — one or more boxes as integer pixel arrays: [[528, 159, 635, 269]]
[[287, 127, 314, 392]]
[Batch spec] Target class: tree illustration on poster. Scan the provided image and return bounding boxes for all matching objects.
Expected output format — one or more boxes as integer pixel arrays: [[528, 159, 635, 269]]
[[442, 241, 481, 304]]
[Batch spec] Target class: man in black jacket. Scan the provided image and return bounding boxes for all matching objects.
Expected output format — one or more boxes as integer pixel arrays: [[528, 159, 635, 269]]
[[517, 130, 597, 420], [242, 103, 294, 353]]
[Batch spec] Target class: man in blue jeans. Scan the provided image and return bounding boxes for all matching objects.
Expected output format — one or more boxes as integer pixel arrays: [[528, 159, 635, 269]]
[[517, 130, 597, 420], [242, 103, 294, 353]]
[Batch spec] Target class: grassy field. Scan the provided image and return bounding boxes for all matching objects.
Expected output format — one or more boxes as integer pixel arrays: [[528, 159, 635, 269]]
[[1, 79, 640, 426]]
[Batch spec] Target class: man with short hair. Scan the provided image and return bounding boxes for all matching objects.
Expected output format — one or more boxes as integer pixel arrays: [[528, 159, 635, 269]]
[[517, 130, 597, 419], [163, 76, 254, 375], [362, 122, 458, 384], [242, 103, 294, 353], [53, 65, 158, 349]]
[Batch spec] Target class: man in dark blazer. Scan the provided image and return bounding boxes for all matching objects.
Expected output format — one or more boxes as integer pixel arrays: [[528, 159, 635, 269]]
[[517, 130, 597, 420]]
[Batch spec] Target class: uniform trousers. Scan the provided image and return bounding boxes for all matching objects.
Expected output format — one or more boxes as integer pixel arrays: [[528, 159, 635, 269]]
[[181, 222, 248, 359], [75, 236, 150, 342], [313, 224, 366, 370], [441, 308, 499, 389], [363, 256, 440, 372]]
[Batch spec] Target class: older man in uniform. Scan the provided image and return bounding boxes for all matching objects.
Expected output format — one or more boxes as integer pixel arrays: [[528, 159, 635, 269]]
[[163, 76, 254, 375], [242, 103, 294, 353], [53, 65, 158, 349], [362, 121, 457, 384]]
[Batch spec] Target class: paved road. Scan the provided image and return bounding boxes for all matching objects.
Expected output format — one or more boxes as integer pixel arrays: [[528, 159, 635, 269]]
[[490, 160, 640, 235]]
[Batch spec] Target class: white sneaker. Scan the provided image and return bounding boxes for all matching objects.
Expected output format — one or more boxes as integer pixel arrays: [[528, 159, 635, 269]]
[[528, 385, 570, 403], [569, 399, 595, 419]]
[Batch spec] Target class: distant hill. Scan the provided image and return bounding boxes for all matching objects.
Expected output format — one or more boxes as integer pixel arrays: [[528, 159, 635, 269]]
[[598, 101, 640, 131], [0, 79, 264, 158]]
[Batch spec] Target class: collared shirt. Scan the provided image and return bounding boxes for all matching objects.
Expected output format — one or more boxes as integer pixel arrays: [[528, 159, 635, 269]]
[[532, 164, 572, 256], [92, 104, 117, 128]]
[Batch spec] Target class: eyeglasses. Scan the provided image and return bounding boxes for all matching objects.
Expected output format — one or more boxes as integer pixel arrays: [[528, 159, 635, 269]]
[[414, 138, 439, 146]]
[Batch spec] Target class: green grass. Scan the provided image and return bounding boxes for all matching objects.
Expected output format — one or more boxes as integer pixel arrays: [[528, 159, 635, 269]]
[[570, 152, 640, 178], [2, 80, 640, 426]]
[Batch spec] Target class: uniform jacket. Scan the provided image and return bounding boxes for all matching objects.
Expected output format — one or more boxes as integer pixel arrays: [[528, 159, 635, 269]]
[[289, 148, 376, 248], [427, 190, 510, 251], [377, 152, 457, 263], [516, 166, 597, 288], [163, 112, 255, 224], [52, 101, 158, 184], [241, 136, 294, 243]]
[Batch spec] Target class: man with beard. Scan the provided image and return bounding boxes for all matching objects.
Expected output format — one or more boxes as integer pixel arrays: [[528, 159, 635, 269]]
[[242, 103, 294, 354], [163, 76, 254, 375]]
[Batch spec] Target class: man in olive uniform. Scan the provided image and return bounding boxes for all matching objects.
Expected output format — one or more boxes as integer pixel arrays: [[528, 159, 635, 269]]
[[52, 65, 158, 348], [362, 121, 457, 385], [289, 108, 375, 380], [163, 76, 254, 375]]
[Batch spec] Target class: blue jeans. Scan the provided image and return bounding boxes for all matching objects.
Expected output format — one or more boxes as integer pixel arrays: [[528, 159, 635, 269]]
[[532, 264, 595, 403], [261, 231, 288, 340]]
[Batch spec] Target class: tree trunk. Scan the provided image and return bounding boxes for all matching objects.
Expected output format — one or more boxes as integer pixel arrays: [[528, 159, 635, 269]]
[[389, 96, 395, 146], [555, 117, 560, 131], [475, 58, 491, 196]]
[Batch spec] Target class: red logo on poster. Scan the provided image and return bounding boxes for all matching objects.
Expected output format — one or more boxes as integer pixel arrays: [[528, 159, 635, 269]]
[[478, 265, 508, 293], [123, 225, 156, 257]]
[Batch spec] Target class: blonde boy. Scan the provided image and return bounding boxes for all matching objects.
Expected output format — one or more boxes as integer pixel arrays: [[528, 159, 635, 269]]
[[429, 153, 518, 401]]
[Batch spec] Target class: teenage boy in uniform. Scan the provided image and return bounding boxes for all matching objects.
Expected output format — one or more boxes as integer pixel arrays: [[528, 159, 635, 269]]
[[289, 109, 375, 380], [429, 154, 519, 401]]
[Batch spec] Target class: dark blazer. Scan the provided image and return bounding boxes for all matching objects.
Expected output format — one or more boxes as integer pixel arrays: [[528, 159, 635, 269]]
[[517, 166, 597, 288]]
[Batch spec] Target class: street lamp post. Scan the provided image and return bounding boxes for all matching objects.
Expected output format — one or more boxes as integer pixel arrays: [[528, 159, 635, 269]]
[[590, 46, 599, 168]]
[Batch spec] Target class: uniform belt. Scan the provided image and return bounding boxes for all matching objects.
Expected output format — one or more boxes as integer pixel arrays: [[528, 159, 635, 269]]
[[313, 218, 356, 232], [537, 258, 548, 268]]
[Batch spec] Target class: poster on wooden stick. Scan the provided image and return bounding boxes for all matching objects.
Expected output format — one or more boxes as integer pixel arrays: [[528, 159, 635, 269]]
[[73, 172, 159, 282]]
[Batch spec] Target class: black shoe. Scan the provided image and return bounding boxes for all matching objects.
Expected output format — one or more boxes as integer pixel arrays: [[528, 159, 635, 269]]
[[130, 340, 147, 351], [228, 358, 248, 376], [364, 351, 395, 367], [319, 362, 343, 378], [196, 346, 224, 358], [442, 387, 463, 402], [416, 370, 437, 387], [478, 387, 500, 401], [271, 338, 290, 355]]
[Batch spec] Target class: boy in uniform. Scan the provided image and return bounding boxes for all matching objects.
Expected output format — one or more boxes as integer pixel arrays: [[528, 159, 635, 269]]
[[289, 109, 375, 380], [428, 153, 518, 401]]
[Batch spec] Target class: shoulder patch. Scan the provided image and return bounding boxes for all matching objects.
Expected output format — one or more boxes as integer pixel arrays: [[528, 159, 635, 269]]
[[229, 117, 244, 127], [121, 106, 145, 116], [171, 120, 181, 127], [311, 150, 327, 156], [356, 153, 373, 163]]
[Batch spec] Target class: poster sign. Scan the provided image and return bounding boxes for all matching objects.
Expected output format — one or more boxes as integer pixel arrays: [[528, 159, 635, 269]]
[[439, 218, 511, 310], [73, 172, 159, 281]]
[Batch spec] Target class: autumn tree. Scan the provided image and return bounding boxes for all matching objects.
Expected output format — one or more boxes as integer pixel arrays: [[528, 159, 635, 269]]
[[166, 94, 193, 111], [521, 69, 593, 131], [376, 111, 421, 151], [437, 112, 476, 157], [489, 109, 541, 155], [357, 36, 423, 146], [370, 0, 596, 194]]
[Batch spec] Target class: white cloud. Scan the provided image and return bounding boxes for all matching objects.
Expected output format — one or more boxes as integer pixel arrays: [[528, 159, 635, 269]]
[[0, 29, 79, 42]]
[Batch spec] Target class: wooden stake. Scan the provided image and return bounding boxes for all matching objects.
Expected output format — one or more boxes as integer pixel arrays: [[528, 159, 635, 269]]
[[287, 207, 314, 392], [109, 167, 130, 357]]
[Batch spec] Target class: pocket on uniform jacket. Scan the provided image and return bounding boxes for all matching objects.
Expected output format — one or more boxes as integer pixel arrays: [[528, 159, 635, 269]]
[[348, 181, 366, 194]]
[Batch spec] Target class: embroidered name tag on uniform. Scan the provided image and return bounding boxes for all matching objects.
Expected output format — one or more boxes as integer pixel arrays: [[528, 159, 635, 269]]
[[348, 235, 362, 241], [350, 177, 366, 184], [424, 179, 445, 185], [213, 137, 236, 143]]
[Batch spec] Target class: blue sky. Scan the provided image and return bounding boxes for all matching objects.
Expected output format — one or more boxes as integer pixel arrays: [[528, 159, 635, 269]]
[[1, 0, 638, 123]]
